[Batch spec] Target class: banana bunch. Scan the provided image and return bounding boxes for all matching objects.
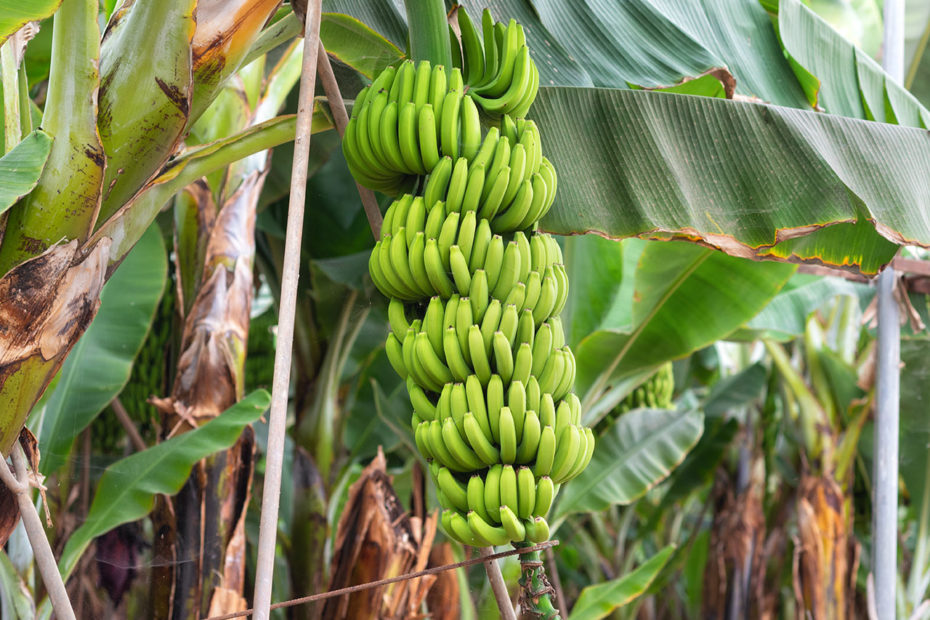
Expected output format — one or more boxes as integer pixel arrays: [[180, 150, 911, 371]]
[[455, 9, 539, 117], [343, 59, 471, 194], [597, 363, 676, 433], [369, 196, 567, 303], [350, 8, 593, 548]]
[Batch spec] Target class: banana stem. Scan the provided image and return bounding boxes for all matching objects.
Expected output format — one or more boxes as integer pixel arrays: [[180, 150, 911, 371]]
[[515, 543, 561, 619], [405, 0, 452, 68]]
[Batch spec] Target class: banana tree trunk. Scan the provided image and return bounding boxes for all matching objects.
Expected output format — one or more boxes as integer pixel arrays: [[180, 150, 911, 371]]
[[793, 474, 859, 619], [149, 165, 266, 617], [703, 467, 766, 619], [289, 447, 328, 620]]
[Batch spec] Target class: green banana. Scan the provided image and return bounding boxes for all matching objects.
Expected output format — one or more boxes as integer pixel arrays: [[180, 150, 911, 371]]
[[524, 516, 550, 543], [408, 232, 433, 294], [407, 377, 436, 421], [499, 464, 519, 513], [418, 103, 441, 171], [445, 157, 469, 214], [533, 425, 556, 476], [469, 269, 489, 322], [486, 374, 505, 442], [550, 424, 581, 482], [534, 476, 554, 517], [385, 333, 407, 379], [444, 326, 471, 381], [517, 467, 536, 519], [438, 466, 469, 512], [458, 7, 485, 85], [467, 511, 510, 546], [516, 409, 541, 464], [464, 411, 500, 466], [465, 374, 492, 438], [455, 295, 474, 365], [424, 238, 454, 298], [499, 406, 517, 463], [499, 504, 526, 542], [442, 417, 484, 471], [467, 474, 492, 523], [423, 156, 453, 208], [492, 330, 514, 384], [468, 324, 492, 385], [449, 245, 472, 294], [508, 380, 527, 442]]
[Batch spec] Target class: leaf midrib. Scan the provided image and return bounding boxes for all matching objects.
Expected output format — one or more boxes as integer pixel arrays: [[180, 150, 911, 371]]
[[561, 409, 702, 511], [583, 249, 712, 410]]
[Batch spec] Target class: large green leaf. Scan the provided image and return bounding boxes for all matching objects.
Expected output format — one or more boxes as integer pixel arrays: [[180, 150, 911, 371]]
[[322, 0, 407, 50], [805, 0, 882, 57], [900, 338, 930, 609], [0, 0, 61, 46], [774, 0, 930, 125], [528, 0, 807, 105], [0, 129, 51, 215], [905, 1, 930, 107], [702, 363, 768, 417], [535, 86, 928, 274], [320, 13, 402, 79], [57, 389, 270, 581], [910, 31, 930, 109], [568, 546, 675, 620], [575, 241, 794, 404], [0, 0, 104, 273], [735, 273, 870, 340], [642, 418, 739, 532], [335, 0, 807, 101], [555, 408, 704, 518], [36, 224, 166, 474], [561, 236, 637, 347]]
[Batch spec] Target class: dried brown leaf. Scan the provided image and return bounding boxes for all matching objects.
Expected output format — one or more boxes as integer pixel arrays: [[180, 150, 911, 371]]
[[0, 239, 110, 454], [793, 475, 858, 620], [426, 543, 460, 620], [324, 448, 436, 619]]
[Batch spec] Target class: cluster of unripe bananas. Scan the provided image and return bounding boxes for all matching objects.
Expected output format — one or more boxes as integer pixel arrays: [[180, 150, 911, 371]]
[[597, 363, 675, 433], [348, 8, 593, 547]]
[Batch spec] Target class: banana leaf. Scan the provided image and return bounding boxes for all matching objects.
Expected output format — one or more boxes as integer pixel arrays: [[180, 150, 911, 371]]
[[568, 546, 675, 620], [0, 129, 51, 214], [55, 389, 270, 583], [554, 408, 704, 518], [574, 241, 794, 403], [0, 0, 61, 45]]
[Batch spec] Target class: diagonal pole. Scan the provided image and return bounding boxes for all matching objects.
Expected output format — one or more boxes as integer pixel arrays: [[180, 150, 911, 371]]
[[873, 1, 904, 617], [250, 1, 322, 618]]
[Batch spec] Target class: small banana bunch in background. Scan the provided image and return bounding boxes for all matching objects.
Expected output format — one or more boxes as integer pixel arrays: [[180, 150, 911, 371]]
[[345, 7, 593, 547], [596, 363, 675, 434]]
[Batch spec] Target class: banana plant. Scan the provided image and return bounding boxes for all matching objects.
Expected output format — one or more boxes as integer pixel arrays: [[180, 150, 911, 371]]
[[142, 37, 307, 619], [760, 295, 871, 618], [0, 0, 314, 458]]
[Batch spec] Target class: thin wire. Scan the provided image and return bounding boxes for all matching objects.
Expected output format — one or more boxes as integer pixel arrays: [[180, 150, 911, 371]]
[[206, 540, 558, 620]]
